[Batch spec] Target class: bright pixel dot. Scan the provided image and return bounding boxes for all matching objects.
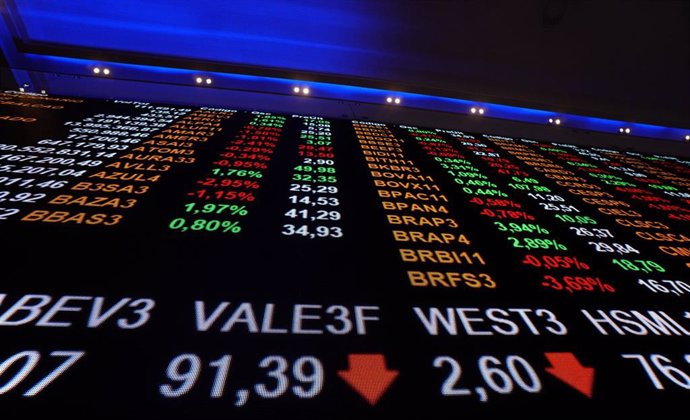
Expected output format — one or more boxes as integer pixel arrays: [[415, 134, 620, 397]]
[[195, 77, 203, 84], [205, 78, 212, 84], [302, 87, 310, 95], [103, 68, 110, 75], [386, 97, 393, 103], [471, 107, 477, 114], [93, 67, 101, 74], [293, 86, 301, 93], [394, 98, 401, 104]]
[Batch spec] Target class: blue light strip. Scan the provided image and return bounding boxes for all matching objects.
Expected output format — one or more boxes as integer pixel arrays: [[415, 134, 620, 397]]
[[21, 54, 690, 143]]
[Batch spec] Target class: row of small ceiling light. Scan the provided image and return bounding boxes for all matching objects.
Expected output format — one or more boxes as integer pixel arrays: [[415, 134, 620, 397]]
[[88, 67, 690, 141], [292, 86, 677, 139]]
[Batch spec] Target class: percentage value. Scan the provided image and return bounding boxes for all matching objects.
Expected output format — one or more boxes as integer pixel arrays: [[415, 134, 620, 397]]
[[508, 237, 567, 251], [187, 189, 256, 202], [462, 187, 505, 197], [522, 254, 590, 270], [184, 203, 249, 216], [494, 222, 550, 235], [469, 197, 522, 208], [169, 218, 242, 233], [541, 275, 614, 293], [480, 209, 535, 221]]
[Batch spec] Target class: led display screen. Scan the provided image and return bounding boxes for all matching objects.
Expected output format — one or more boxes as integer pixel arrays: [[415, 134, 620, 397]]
[[1, 91, 689, 419]]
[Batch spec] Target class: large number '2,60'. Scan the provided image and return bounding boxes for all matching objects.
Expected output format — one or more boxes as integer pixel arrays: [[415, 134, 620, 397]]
[[433, 354, 541, 402]]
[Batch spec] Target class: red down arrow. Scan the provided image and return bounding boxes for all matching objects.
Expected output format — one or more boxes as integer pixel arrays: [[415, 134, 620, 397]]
[[337, 354, 399, 405], [544, 352, 595, 398]]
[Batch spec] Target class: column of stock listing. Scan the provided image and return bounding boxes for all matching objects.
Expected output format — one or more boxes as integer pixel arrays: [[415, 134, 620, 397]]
[[354, 121, 492, 289], [281, 115, 343, 239], [168, 111, 284, 235], [0, 92, 192, 226]]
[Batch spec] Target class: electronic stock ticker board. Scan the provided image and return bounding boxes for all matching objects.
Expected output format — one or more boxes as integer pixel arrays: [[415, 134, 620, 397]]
[[1, 91, 690, 419]]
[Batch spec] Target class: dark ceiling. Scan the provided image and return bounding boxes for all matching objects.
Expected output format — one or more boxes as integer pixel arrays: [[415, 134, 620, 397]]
[[1, 0, 688, 128], [391, 0, 689, 127]]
